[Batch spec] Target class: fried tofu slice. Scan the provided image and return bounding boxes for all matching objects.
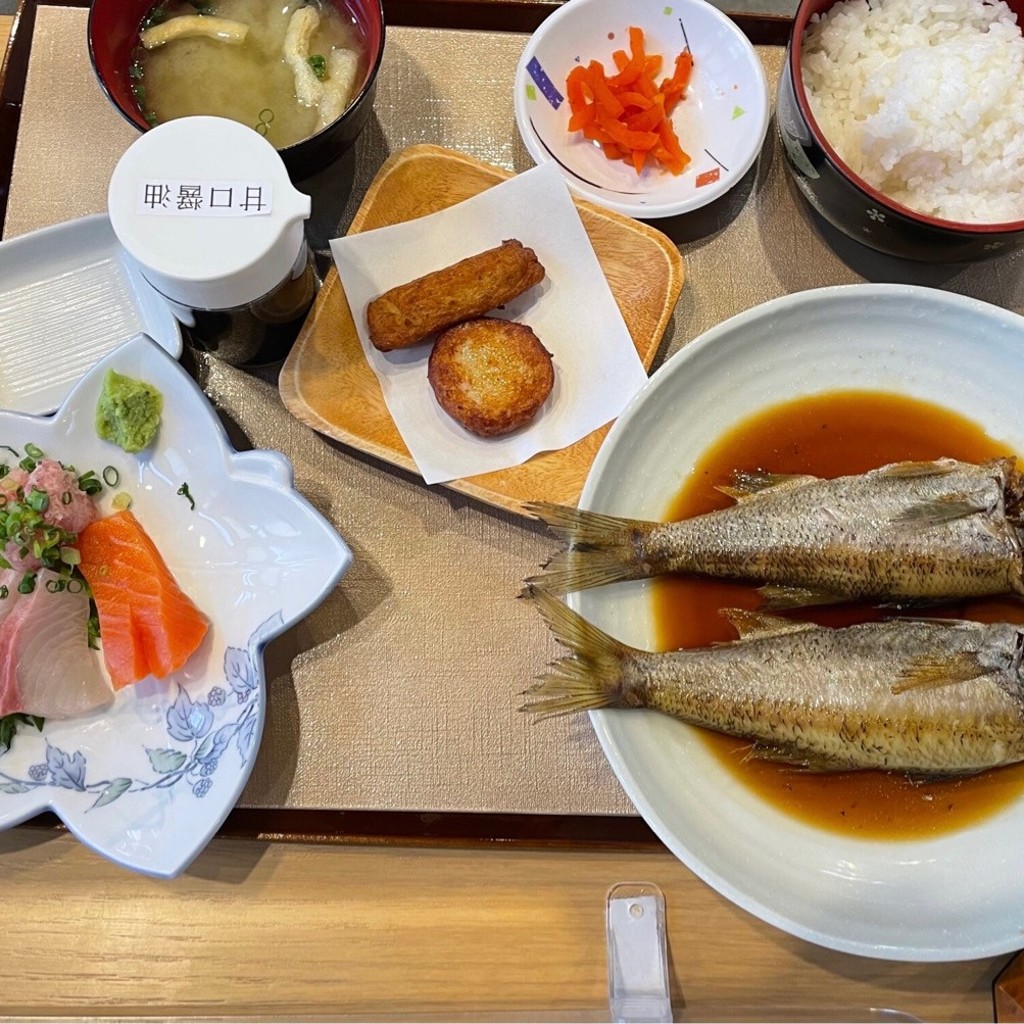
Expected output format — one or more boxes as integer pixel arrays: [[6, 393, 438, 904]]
[[284, 7, 360, 128], [284, 5, 324, 109], [318, 48, 360, 127]]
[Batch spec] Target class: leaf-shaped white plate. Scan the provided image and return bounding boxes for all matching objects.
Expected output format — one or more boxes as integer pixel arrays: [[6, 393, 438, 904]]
[[0, 334, 352, 877]]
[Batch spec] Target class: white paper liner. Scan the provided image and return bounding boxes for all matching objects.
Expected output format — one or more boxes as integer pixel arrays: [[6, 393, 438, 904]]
[[329, 162, 649, 485]]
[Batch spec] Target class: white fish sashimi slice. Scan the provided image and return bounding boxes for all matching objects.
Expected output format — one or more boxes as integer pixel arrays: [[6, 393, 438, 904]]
[[0, 568, 25, 713], [0, 569, 113, 719], [0, 568, 23, 625]]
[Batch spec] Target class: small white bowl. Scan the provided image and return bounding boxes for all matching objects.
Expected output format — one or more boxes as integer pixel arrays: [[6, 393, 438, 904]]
[[514, 0, 770, 219]]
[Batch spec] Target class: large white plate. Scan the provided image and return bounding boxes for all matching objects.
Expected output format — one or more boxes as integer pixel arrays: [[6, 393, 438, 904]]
[[0, 334, 352, 877], [575, 283, 1024, 961], [0, 214, 182, 414]]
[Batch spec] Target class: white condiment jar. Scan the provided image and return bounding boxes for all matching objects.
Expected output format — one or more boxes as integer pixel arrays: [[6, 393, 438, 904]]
[[108, 115, 320, 366]]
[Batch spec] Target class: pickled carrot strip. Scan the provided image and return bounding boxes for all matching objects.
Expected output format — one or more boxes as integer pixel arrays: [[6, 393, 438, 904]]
[[629, 26, 646, 60], [617, 91, 654, 111], [656, 119, 691, 174], [626, 94, 665, 132], [568, 104, 597, 132], [563, 26, 694, 177], [566, 64, 590, 114], [583, 123, 616, 146], [586, 61, 624, 117], [597, 107, 659, 150], [663, 51, 694, 92], [661, 51, 694, 114]]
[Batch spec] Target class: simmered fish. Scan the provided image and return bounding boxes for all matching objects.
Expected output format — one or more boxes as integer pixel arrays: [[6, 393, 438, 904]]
[[523, 587, 1024, 776], [526, 457, 1024, 608]]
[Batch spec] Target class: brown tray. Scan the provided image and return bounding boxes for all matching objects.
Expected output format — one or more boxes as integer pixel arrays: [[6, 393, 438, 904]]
[[279, 143, 684, 514], [0, 0, 792, 850]]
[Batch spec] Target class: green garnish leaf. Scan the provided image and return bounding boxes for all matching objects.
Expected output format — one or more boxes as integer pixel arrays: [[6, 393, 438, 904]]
[[0, 713, 44, 754], [142, 3, 169, 29], [17, 572, 36, 595], [308, 54, 327, 81], [177, 482, 196, 511], [87, 608, 101, 650]]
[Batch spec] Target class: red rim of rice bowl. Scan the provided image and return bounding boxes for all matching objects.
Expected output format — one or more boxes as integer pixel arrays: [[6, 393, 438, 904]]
[[789, 0, 1024, 236]]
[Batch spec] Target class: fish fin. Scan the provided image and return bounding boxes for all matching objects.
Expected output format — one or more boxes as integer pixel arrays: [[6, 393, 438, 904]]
[[904, 767, 992, 782], [523, 550, 640, 595], [757, 584, 847, 610], [716, 470, 819, 501], [745, 742, 992, 779], [721, 459, 957, 502], [720, 608, 817, 640], [891, 493, 990, 527], [741, 741, 855, 773], [895, 615, 977, 626], [891, 651, 993, 694], [1000, 458, 1024, 520], [520, 586, 634, 719], [874, 459, 958, 479], [524, 502, 656, 594]]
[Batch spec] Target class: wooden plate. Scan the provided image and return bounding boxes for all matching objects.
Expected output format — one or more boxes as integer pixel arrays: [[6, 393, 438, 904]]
[[278, 144, 685, 514]]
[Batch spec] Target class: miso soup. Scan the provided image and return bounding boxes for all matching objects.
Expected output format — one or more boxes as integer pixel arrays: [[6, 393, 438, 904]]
[[132, 0, 366, 148]]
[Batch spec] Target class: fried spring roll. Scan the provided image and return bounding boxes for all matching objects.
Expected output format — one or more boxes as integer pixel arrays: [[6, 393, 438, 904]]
[[366, 239, 546, 352]]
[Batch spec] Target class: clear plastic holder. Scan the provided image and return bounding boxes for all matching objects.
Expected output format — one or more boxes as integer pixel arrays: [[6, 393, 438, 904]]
[[606, 882, 673, 1024]]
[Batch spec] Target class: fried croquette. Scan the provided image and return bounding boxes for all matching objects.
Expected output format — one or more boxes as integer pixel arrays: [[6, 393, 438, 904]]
[[367, 240, 546, 352], [427, 318, 555, 437]]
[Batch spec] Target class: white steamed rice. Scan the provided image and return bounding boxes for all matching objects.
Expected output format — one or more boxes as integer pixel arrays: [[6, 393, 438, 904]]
[[801, 0, 1024, 224]]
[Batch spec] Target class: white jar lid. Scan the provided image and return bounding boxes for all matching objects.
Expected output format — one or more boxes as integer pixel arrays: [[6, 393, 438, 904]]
[[108, 116, 312, 311]]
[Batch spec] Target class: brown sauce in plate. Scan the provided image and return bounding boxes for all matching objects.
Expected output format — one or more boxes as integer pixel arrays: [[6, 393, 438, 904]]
[[651, 390, 1024, 839]]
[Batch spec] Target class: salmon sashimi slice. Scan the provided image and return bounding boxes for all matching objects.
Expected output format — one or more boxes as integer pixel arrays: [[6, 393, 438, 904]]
[[77, 510, 209, 689], [0, 568, 113, 719]]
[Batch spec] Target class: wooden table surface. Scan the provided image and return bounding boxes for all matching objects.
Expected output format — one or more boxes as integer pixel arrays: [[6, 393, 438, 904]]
[[0, 11, 1014, 1022]]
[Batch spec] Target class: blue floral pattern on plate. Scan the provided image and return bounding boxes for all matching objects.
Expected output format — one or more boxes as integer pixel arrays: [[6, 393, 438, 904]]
[[0, 335, 352, 877], [0, 614, 270, 806]]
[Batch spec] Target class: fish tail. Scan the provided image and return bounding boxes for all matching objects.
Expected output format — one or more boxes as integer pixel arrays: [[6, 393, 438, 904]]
[[521, 586, 635, 719], [524, 502, 656, 594]]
